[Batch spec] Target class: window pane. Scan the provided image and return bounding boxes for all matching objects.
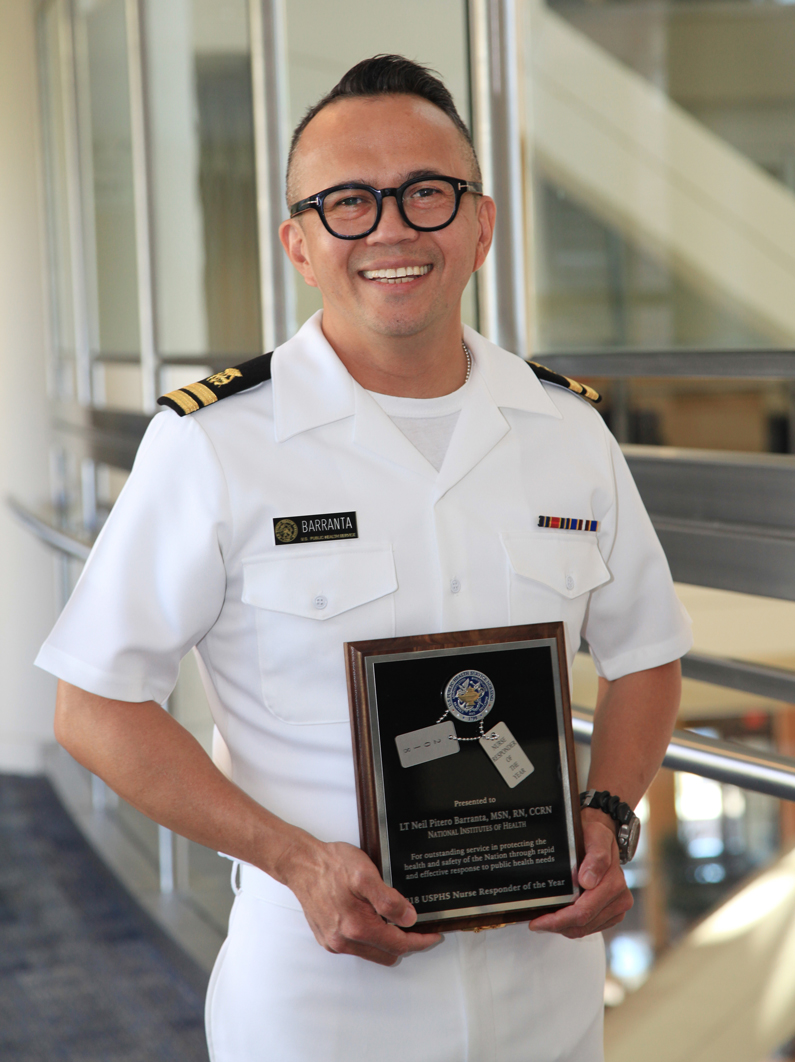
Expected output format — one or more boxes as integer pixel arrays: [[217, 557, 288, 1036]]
[[144, 0, 262, 358], [528, 0, 795, 353], [74, 0, 140, 357]]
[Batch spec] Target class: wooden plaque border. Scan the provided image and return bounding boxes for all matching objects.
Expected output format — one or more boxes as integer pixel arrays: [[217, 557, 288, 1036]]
[[345, 622, 585, 933]]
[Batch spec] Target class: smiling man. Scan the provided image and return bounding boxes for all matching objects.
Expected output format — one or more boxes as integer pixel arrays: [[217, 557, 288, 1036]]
[[38, 57, 691, 1062]]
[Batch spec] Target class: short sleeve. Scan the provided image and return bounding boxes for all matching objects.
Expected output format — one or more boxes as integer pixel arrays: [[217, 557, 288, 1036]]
[[583, 433, 693, 680], [35, 410, 231, 704]]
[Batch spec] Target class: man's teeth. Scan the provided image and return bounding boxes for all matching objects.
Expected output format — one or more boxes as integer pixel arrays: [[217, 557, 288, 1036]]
[[361, 265, 432, 283]]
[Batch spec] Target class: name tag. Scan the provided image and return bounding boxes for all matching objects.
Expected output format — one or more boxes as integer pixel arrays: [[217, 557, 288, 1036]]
[[396, 721, 460, 768], [479, 723, 534, 788], [273, 511, 358, 545]]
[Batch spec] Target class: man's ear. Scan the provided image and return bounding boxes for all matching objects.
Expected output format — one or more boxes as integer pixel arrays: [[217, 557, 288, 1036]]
[[279, 218, 319, 288], [473, 195, 496, 273]]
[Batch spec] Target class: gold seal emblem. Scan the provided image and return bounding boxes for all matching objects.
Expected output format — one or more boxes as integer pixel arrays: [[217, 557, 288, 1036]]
[[274, 518, 299, 544]]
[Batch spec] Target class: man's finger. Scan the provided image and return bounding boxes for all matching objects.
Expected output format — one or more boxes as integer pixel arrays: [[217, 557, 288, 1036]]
[[530, 891, 630, 933], [399, 929, 443, 952], [529, 893, 608, 932], [334, 929, 440, 966], [569, 889, 633, 933], [529, 873, 631, 934], [366, 879, 419, 928], [560, 908, 630, 939], [327, 914, 440, 961], [539, 883, 633, 936], [354, 918, 440, 956], [363, 918, 443, 956]]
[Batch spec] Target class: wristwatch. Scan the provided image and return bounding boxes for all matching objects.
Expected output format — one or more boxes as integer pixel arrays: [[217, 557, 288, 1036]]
[[580, 790, 640, 865]]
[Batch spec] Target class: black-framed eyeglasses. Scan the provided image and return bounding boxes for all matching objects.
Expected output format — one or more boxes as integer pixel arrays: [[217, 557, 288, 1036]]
[[289, 174, 483, 240]]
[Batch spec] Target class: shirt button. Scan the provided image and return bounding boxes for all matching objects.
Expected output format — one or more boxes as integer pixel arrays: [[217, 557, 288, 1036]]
[[450, 578, 461, 594], [565, 576, 575, 591], [313, 594, 328, 610]]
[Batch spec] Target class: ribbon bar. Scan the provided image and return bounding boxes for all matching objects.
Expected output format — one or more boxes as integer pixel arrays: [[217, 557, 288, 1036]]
[[538, 516, 600, 532]]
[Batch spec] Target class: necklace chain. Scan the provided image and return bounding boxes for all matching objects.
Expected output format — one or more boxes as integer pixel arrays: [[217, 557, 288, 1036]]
[[462, 340, 472, 384]]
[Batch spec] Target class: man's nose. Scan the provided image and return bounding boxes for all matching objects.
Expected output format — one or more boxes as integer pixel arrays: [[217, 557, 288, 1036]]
[[367, 194, 417, 243]]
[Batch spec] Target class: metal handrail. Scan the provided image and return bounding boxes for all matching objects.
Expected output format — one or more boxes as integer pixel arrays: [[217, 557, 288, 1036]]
[[573, 705, 795, 801], [540, 348, 795, 378], [7, 497, 91, 561], [682, 651, 795, 704]]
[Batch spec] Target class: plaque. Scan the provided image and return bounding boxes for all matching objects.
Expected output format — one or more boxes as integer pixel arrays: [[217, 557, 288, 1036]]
[[345, 623, 584, 933]]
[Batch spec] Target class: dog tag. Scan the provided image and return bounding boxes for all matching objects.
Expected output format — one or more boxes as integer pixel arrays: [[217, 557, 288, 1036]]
[[480, 722, 534, 788], [396, 721, 460, 768]]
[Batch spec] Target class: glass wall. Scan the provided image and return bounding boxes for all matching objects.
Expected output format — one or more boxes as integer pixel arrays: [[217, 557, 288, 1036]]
[[527, 0, 795, 356], [39, 1, 79, 403], [74, 0, 140, 359], [144, 0, 261, 361]]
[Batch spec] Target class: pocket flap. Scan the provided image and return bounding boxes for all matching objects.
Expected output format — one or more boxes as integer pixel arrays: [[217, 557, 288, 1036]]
[[501, 533, 610, 599], [242, 545, 397, 620]]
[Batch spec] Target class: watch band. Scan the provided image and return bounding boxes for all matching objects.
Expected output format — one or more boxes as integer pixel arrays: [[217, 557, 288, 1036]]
[[579, 789, 640, 865], [580, 789, 634, 825]]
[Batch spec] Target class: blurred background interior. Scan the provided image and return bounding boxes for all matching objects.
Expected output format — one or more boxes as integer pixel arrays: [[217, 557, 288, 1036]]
[[2, 1, 795, 1059]]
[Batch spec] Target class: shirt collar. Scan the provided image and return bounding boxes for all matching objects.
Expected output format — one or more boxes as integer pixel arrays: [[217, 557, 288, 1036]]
[[272, 312, 356, 441], [462, 325, 563, 420], [271, 311, 562, 441]]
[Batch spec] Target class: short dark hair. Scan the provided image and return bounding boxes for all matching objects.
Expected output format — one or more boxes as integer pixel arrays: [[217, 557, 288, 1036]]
[[286, 54, 480, 203]]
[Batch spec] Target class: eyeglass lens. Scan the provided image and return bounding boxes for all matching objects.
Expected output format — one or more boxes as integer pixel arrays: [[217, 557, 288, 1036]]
[[323, 179, 458, 237]]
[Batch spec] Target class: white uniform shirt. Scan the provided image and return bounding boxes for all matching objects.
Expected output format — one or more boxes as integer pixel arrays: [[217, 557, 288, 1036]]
[[36, 313, 692, 1062]]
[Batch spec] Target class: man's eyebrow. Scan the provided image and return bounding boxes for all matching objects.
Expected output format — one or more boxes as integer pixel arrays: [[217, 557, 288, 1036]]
[[400, 168, 443, 183], [331, 169, 443, 188]]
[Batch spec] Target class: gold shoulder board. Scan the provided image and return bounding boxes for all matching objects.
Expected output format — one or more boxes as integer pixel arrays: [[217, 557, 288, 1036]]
[[528, 361, 601, 404], [158, 351, 273, 417]]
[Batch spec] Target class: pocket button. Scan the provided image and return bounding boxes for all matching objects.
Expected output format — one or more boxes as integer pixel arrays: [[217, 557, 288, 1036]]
[[565, 575, 575, 591], [313, 594, 328, 610]]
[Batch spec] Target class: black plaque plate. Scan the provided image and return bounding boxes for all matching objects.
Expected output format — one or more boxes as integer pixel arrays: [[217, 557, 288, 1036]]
[[345, 623, 584, 933]]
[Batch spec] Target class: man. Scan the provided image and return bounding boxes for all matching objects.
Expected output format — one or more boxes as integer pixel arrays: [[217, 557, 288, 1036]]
[[38, 56, 690, 1061]]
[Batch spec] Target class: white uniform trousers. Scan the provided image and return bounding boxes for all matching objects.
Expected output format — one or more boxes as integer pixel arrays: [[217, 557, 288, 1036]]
[[206, 865, 605, 1062]]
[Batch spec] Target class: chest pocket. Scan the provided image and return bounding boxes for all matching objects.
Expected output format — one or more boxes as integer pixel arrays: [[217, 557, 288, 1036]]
[[501, 533, 610, 657], [242, 545, 397, 724], [502, 534, 610, 598]]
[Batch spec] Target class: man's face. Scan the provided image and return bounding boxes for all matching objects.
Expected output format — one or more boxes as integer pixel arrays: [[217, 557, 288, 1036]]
[[280, 95, 495, 344]]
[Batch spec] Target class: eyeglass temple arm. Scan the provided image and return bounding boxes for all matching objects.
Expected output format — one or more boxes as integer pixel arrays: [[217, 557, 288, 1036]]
[[289, 194, 321, 218]]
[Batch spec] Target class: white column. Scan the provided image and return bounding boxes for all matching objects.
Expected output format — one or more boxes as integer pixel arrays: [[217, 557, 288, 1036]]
[[0, 0, 59, 772]]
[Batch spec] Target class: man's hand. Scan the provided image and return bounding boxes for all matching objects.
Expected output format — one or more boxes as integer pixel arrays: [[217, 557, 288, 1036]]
[[278, 839, 442, 966], [527, 817, 632, 938]]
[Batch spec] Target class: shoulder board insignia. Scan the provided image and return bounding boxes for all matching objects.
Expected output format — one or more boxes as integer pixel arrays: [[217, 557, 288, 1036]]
[[527, 361, 601, 404], [157, 352, 273, 416]]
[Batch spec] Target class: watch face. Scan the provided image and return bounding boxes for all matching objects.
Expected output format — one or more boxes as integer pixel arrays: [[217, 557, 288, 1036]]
[[618, 819, 641, 865]]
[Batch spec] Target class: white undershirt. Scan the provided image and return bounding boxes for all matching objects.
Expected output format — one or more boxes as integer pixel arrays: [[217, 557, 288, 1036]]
[[367, 378, 471, 471]]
